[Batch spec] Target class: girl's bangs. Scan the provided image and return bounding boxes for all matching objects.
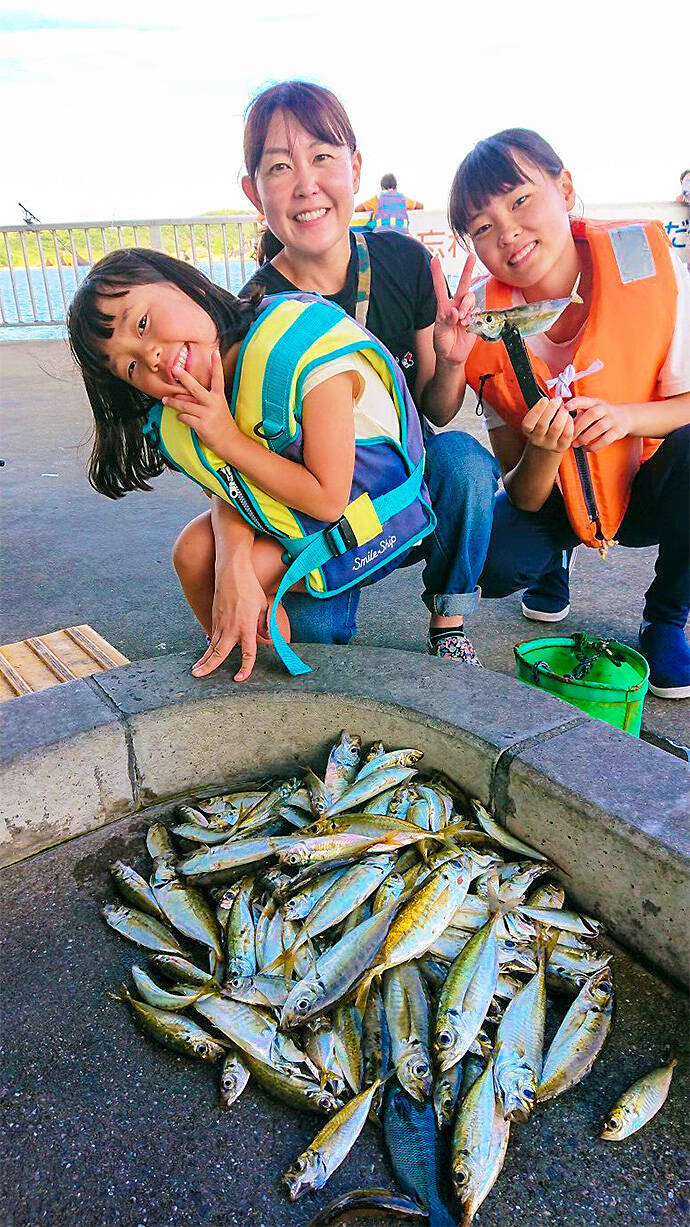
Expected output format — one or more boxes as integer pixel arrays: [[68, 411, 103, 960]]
[[68, 268, 163, 383], [451, 145, 532, 236]]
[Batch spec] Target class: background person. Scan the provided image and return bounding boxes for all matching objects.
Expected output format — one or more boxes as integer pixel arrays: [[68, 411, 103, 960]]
[[355, 173, 424, 229], [677, 170, 690, 205]]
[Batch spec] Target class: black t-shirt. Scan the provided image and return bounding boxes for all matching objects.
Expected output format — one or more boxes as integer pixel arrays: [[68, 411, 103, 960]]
[[240, 229, 436, 399]]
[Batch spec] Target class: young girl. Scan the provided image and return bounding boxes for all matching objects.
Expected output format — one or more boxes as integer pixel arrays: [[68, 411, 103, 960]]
[[67, 248, 436, 680], [431, 128, 690, 698]]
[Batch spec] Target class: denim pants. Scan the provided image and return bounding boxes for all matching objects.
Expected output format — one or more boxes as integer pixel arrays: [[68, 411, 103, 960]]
[[284, 589, 360, 645], [285, 430, 499, 641], [419, 430, 500, 616], [480, 425, 690, 627]]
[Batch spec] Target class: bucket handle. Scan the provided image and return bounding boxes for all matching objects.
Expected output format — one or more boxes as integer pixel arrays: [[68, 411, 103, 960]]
[[530, 660, 553, 687]]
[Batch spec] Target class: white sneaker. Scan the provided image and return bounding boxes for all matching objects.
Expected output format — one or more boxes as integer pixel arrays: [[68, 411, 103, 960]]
[[520, 600, 571, 623]]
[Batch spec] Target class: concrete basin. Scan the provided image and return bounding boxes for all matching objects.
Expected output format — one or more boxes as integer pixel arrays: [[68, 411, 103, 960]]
[[2, 646, 688, 983], [1, 647, 688, 1227]]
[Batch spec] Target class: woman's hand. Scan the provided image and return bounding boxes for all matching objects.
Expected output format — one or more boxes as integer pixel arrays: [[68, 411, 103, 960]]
[[430, 252, 478, 366], [163, 350, 240, 461], [570, 397, 633, 451], [522, 396, 575, 453], [192, 557, 268, 683]]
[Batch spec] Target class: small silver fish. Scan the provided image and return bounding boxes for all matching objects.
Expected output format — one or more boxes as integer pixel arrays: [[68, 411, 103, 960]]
[[600, 1058, 677, 1140], [467, 278, 582, 342]]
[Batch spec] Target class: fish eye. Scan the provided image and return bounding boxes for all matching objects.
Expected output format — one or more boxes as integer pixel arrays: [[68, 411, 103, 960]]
[[437, 1029, 454, 1049], [127, 360, 136, 379], [485, 313, 493, 323], [413, 1060, 430, 1077], [524, 1087, 536, 1101], [454, 1166, 470, 1187], [296, 997, 311, 1013]]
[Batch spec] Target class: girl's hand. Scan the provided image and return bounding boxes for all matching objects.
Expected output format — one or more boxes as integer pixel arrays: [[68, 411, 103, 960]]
[[522, 396, 575, 453], [192, 559, 268, 683], [570, 397, 633, 451], [163, 350, 240, 461], [430, 252, 478, 366]]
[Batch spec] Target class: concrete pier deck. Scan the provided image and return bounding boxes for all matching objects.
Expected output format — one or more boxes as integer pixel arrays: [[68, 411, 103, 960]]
[[1, 338, 688, 748]]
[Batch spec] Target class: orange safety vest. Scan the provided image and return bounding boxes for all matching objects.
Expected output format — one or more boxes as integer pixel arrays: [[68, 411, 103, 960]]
[[465, 218, 677, 550]]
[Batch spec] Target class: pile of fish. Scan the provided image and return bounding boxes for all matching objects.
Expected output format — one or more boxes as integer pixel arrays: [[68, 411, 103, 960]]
[[101, 733, 674, 1225]]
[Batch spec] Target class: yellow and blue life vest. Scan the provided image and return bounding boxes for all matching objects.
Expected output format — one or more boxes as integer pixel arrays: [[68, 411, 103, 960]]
[[143, 293, 435, 675]]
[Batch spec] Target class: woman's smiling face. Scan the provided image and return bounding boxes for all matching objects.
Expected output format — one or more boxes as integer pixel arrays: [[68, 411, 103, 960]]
[[468, 157, 575, 288], [243, 109, 361, 258], [97, 281, 219, 399]]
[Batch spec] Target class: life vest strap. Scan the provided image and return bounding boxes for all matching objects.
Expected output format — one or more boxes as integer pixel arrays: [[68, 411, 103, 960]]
[[261, 300, 341, 449], [269, 460, 426, 675]]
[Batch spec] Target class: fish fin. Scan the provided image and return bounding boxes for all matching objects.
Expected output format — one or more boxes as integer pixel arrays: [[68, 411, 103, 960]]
[[486, 872, 507, 916], [261, 949, 288, 975], [354, 970, 377, 1016]]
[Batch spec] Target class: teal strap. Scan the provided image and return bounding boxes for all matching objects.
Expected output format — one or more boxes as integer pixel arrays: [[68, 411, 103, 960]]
[[270, 534, 334, 675], [261, 301, 340, 448], [269, 458, 427, 675], [371, 457, 425, 525]]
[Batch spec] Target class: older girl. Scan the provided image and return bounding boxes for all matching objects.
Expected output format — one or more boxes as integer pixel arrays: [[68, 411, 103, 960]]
[[432, 128, 690, 697]]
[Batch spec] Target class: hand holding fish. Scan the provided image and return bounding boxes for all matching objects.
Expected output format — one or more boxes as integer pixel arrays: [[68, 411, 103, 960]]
[[430, 253, 478, 365], [521, 396, 575, 453], [570, 397, 634, 452], [163, 350, 240, 462]]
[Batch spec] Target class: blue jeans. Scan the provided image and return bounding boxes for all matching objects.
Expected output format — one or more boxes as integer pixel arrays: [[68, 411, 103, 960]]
[[419, 431, 500, 616], [285, 429, 499, 640], [284, 589, 360, 645], [480, 426, 690, 627]]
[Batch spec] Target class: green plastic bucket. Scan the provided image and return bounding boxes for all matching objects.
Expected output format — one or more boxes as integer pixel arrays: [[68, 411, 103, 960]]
[[514, 633, 649, 736]]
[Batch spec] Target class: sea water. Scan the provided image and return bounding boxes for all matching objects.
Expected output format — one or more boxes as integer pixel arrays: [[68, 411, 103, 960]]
[[0, 257, 258, 342]]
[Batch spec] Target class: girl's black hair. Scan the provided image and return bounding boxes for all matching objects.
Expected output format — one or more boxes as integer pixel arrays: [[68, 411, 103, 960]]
[[449, 128, 564, 237], [67, 248, 260, 499]]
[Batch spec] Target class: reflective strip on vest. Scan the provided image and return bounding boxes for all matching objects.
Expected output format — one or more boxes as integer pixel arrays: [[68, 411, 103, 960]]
[[608, 225, 655, 284], [472, 277, 488, 310]]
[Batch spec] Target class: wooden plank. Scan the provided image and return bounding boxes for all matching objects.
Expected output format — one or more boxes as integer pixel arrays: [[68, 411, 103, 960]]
[[26, 637, 77, 683], [0, 625, 129, 702], [0, 651, 33, 696], [65, 625, 129, 669]]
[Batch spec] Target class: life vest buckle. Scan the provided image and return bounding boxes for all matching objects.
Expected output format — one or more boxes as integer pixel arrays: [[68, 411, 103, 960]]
[[324, 515, 358, 557]]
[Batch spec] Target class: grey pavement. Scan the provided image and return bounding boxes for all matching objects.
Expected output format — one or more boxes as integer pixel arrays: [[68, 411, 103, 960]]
[[1, 338, 688, 748]]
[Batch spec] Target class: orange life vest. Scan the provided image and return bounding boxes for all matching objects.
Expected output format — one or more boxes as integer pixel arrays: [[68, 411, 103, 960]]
[[465, 218, 677, 550]]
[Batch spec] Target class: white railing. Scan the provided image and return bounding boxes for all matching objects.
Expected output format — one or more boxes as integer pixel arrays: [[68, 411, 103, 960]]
[[0, 214, 262, 329], [1, 202, 687, 333]]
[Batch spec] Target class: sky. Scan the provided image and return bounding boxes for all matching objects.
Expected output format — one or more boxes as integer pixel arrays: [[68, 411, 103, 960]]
[[1, 0, 687, 226]]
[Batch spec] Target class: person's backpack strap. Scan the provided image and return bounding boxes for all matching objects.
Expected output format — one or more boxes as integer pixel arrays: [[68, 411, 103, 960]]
[[353, 231, 371, 327], [269, 459, 426, 675]]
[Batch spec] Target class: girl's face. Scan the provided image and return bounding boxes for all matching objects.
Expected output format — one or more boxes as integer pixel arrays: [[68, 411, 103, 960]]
[[97, 281, 218, 399], [467, 158, 575, 288], [242, 109, 361, 259]]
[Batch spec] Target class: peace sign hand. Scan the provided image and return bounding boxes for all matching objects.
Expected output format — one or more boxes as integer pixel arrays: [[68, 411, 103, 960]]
[[430, 252, 478, 366]]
